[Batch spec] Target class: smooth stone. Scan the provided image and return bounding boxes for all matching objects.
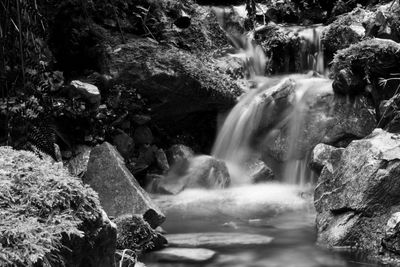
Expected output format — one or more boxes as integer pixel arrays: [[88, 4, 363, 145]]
[[148, 248, 217, 263], [166, 232, 273, 248]]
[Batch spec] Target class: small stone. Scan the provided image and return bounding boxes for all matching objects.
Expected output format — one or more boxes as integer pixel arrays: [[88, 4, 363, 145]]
[[166, 232, 273, 248], [148, 248, 216, 263], [70, 80, 101, 107]]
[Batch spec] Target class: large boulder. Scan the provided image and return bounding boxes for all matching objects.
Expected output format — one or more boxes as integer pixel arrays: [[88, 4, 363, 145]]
[[84, 142, 165, 227], [109, 38, 241, 120], [314, 129, 400, 257], [158, 155, 231, 194], [0, 147, 116, 267]]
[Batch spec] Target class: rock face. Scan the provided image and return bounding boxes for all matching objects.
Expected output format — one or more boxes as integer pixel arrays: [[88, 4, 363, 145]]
[[158, 155, 231, 194], [84, 142, 165, 226], [314, 129, 400, 255]]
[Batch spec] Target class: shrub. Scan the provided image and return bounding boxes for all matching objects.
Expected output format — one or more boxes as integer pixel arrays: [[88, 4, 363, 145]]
[[0, 147, 103, 266]]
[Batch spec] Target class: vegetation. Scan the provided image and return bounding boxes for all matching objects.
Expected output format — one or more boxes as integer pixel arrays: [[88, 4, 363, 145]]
[[114, 214, 158, 252], [0, 147, 103, 266]]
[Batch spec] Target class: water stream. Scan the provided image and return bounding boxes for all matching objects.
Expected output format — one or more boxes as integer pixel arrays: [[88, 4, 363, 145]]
[[143, 16, 385, 267]]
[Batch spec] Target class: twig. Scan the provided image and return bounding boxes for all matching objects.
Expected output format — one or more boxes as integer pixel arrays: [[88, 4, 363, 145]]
[[15, 0, 25, 88]]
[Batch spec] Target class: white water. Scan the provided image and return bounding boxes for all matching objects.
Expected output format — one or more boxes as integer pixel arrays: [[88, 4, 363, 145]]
[[211, 23, 330, 185]]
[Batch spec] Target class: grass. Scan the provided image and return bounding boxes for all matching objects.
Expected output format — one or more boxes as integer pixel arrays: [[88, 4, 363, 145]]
[[0, 146, 103, 266]]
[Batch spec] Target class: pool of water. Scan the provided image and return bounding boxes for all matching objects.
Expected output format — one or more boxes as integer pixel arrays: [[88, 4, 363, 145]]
[[142, 184, 390, 267]]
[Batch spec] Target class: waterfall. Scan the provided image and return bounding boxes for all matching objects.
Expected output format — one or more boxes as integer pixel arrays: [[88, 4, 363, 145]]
[[212, 9, 330, 185]]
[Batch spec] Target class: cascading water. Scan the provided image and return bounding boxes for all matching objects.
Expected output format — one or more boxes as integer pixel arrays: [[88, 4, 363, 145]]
[[211, 20, 330, 186]]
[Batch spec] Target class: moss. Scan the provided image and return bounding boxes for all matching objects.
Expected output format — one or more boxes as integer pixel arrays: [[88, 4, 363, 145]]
[[114, 214, 158, 252], [0, 147, 103, 266], [331, 38, 400, 96], [321, 8, 370, 59]]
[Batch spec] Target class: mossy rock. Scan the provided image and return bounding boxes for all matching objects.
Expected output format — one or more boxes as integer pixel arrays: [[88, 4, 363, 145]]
[[330, 38, 400, 101], [0, 147, 116, 267], [256, 24, 300, 74], [321, 8, 370, 59]]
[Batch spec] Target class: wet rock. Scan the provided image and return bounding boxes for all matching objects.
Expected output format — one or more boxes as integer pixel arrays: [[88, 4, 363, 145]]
[[310, 144, 344, 173], [112, 130, 134, 159], [66, 145, 92, 177], [382, 212, 400, 254], [166, 232, 273, 248], [69, 80, 101, 107], [155, 148, 170, 172], [158, 155, 231, 194], [147, 248, 217, 263], [247, 160, 275, 183], [261, 77, 376, 162], [167, 144, 195, 166], [133, 126, 153, 145], [315, 129, 400, 255], [84, 142, 165, 226]]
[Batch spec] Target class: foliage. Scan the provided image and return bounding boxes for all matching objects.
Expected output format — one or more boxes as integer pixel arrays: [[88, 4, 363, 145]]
[[114, 214, 158, 252], [0, 147, 103, 266]]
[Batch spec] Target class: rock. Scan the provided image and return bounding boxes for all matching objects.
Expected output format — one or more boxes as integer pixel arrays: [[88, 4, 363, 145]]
[[167, 144, 194, 166], [133, 126, 153, 145], [84, 142, 165, 226], [155, 148, 169, 172], [114, 214, 163, 252], [379, 93, 400, 133], [247, 160, 275, 183], [383, 212, 400, 254], [321, 8, 369, 59], [66, 145, 92, 177], [261, 77, 376, 162], [147, 248, 217, 263], [166, 232, 273, 248], [158, 155, 231, 194], [69, 80, 101, 107], [331, 38, 400, 101], [112, 130, 134, 159], [310, 144, 344, 173], [0, 147, 117, 267], [108, 38, 241, 149], [314, 129, 400, 255]]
